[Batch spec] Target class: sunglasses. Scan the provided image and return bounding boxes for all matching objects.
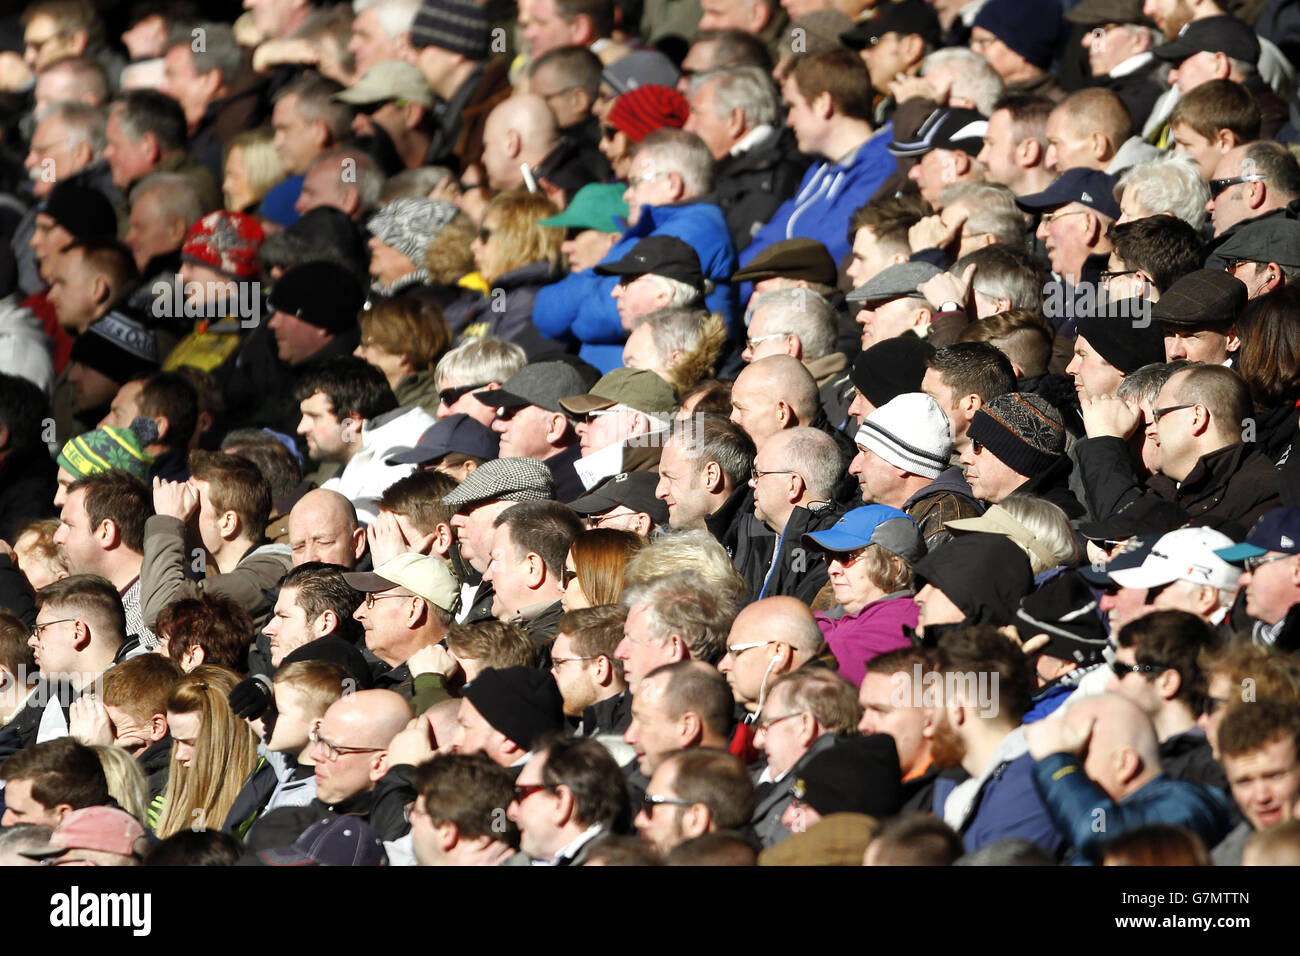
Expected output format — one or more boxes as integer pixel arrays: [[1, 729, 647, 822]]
[[1209, 174, 1265, 198], [438, 382, 488, 406], [1110, 660, 1169, 679]]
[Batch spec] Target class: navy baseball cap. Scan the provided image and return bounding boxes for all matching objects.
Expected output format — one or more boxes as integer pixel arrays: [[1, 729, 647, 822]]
[[385, 413, 499, 465], [1077, 534, 1159, 586], [1016, 168, 1121, 219], [803, 505, 925, 564], [1215, 507, 1300, 563]]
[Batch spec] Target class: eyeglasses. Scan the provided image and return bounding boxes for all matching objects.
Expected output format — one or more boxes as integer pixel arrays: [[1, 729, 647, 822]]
[[30, 618, 76, 640], [437, 382, 488, 406], [1099, 269, 1139, 284], [551, 654, 599, 667], [1201, 695, 1233, 718], [754, 711, 805, 733], [1244, 552, 1294, 574], [724, 639, 775, 658], [476, 227, 494, 243], [1151, 402, 1196, 424], [1110, 661, 1170, 679], [1088, 23, 1125, 40], [745, 332, 788, 351], [1209, 174, 1265, 198], [750, 467, 796, 481], [627, 171, 669, 187], [1039, 208, 1091, 224], [590, 510, 633, 528], [310, 726, 384, 761], [825, 547, 870, 569], [640, 792, 694, 815], [514, 782, 552, 802], [365, 591, 410, 609]]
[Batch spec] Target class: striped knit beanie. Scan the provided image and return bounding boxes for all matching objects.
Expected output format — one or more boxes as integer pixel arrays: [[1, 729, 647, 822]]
[[855, 392, 952, 480], [608, 85, 689, 143], [57, 419, 156, 481], [967, 392, 1065, 477], [410, 0, 491, 59]]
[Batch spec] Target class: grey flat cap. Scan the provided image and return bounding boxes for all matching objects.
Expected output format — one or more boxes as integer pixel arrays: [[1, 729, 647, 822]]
[[1215, 217, 1300, 268], [476, 361, 590, 412], [441, 457, 556, 509], [846, 261, 943, 304]]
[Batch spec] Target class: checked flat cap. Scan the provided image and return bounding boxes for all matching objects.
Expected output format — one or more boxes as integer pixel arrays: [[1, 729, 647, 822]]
[[1152, 269, 1247, 327], [440, 457, 555, 509]]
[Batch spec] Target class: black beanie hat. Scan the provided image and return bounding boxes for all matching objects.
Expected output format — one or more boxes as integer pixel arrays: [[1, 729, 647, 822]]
[[1012, 571, 1109, 667], [967, 392, 1065, 478], [43, 182, 118, 241], [69, 308, 159, 384], [1076, 307, 1167, 375], [850, 335, 936, 407], [463, 667, 566, 751], [792, 735, 903, 818], [282, 635, 377, 690], [268, 261, 367, 334]]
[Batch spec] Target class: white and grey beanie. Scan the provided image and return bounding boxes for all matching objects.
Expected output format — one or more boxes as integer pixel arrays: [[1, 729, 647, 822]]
[[855, 392, 953, 481]]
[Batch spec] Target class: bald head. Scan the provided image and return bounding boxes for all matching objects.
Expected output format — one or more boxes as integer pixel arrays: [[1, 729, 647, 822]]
[[483, 95, 560, 190], [288, 488, 365, 568], [733, 597, 823, 657], [1069, 693, 1161, 801], [730, 355, 820, 449], [1051, 88, 1130, 167], [332, 689, 414, 748], [312, 689, 414, 803]]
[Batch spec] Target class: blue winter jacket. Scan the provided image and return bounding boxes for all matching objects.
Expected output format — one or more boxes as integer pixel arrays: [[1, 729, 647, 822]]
[[932, 751, 1066, 856], [1033, 753, 1236, 864], [738, 125, 897, 277], [532, 199, 739, 372]]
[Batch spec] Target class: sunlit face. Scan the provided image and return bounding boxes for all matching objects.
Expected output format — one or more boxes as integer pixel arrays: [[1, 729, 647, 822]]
[[912, 582, 965, 632], [846, 227, 902, 289], [612, 274, 668, 328], [655, 440, 711, 530], [448, 499, 514, 574], [52, 487, 102, 578], [729, 370, 782, 449], [1034, 202, 1098, 279], [975, 109, 1023, 191], [1171, 121, 1222, 183], [781, 77, 823, 156], [623, 322, 670, 377], [683, 77, 735, 161], [624, 674, 685, 776], [168, 710, 201, 770], [264, 586, 319, 667], [1168, 50, 1219, 96], [495, 403, 559, 460], [753, 686, 811, 779], [908, 148, 969, 208], [1044, 109, 1094, 174], [825, 545, 891, 615], [858, 670, 930, 776], [549, 631, 599, 714], [25, 116, 88, 198], [347, 6, 405, 77], [1065, 332, 1125, 401], [1162, 324, 1234, 364], [267, 684, 318, 755], [614, 603, 675, 691], [959, 436, 1026, 504], [634, 762, 690, 854], [0, 777, 63, 829], [272, 93, 322, 176], [562, 229, 619, 273], [1206, 151, 1261, 237], [1240, 552, 1300, 627], [296, 390, 350, 463], [855, 296, 927, 348], [1097, 584, 1156, 633], [1222, 735, 1300, 832], [449, 696, 507, 762]]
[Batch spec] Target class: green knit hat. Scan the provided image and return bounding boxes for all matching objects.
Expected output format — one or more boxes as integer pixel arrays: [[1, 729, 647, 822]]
[[57, 423, 155, 481]]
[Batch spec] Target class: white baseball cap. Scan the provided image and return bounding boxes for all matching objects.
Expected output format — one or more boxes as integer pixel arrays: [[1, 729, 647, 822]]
[[1108, 527, 1240, 592]]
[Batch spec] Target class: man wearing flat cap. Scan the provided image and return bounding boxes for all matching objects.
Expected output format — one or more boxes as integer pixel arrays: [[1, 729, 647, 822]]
[[1215, 216, 1300, 300], [1154, 269, 1246, 366], [1066, 0, 1166, 127], [847, 261, 943, 350]]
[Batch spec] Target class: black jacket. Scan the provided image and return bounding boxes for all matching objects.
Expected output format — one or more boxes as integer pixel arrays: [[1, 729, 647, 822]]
[[705, 484, 756, 560], [580, 689, 632, 736], [1160, 727, 1229, 792], [714, 127, 811, 251], [544, 442, 587, 504], [1016, 454, 1085, 519], [734, 502, 842, 606], [534, 133, 612, 204], [0, 446, 56, 543], [1092, 58, 1167, 131], [139, 736, 171, 803], [454, 261, 570, 360]]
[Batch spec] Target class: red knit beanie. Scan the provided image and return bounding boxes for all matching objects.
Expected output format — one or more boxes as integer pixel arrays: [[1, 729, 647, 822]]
[[608, 84, 690, 143], [181, 211, 265, 280]]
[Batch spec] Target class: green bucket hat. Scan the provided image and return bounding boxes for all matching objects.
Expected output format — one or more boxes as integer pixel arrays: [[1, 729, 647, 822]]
[[537, 183, 629, 233]]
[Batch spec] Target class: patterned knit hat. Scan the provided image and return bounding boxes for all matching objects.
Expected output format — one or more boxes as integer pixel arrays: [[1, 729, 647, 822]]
[[365, 198, 458, 265], [410, 0, 491, 59], [57, 421, 155, 481], [181, 211, 264, 280], [855, 393, 952, 480], [440, 457, 556, 509], [967, 392, 1066, 477], [70, 308, 160, 384], [608, 85, 690, 143]]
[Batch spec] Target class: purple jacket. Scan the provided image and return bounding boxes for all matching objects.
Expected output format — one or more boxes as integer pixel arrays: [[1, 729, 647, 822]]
[[815, 593, 918, 687]]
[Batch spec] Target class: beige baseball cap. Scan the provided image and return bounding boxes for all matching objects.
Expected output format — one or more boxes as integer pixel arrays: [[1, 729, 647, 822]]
[[334, 60, 435, 108], [343, 553, 459, 611]]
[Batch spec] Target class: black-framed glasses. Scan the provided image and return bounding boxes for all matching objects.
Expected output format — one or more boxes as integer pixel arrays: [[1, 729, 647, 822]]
[[514, 782, 551, 802], [1100, 269, 1139, 284], [750, 467, 796, 481], [1152, 402, 1196, 424], [551, 654, 598, 667], [754, 710, 805, 733], [365, 591, 410, 609], [30, 618, 76, 640], [640, 792, 694, 815], [1244, 552, 1294, 574], [310, 726, 384, 761], [1110, 661, 1170, 679], [438, 382, 488, 406], [1209, 174, 1265, 198]]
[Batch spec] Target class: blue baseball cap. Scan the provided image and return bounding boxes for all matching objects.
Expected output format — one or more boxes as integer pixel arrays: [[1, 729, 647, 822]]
[[1015, 168, 1121, 220], [1077, 533, 1159, 586], [1215, 507, 1300, 563], [385, 413, 499, 465], [803, 505, 925, 563]]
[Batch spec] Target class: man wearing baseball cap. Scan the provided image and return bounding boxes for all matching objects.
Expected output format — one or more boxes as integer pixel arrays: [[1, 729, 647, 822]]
[[1106, 527, 1242, 632], [889, 107, 989, 210], [569, 471, 669, 535], [1017, 168, 1120, 335], [335, 60, 437, 172], [597, 235, 706, 330], [345, 552, 460, 703], [441, 457, 556, 624], [385, 413, 499, 480], [473, 360, 587, 502], [1216, 507, 1300, 649], [842, 0, 940, 125], [22, 806, 146, 866], [560, 367, 678, 491]]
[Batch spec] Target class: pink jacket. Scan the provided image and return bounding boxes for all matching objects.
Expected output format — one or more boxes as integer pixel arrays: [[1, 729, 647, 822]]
[[816, 594, 918, 687]]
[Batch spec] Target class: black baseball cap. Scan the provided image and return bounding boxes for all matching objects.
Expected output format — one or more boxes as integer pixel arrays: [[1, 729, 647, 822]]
[[1015, 168, 1121, 219], [568, 471, 669, 525], [888, 107, 988, 158], [1153, 15, 1260, 64], [385, 413, 499, 464], [841, 0, 940, 50], [595, 235, 704, 290]]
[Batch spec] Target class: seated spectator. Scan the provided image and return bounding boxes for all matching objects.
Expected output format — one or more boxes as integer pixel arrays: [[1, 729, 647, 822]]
[[21, 805, 147, 866], [561, 529, 643, 611], [539, 183, 628, 275], [912, 534, 1035, 637], [432, 338, 527, 426], [484, 500, 582, 645], [365, 198, 464, 299], [1207, 141, 1300, 246], [154, 665, 259, 837], [93, 743, 149, 823], [945, 495, 1081, 577], [551, 605, 629, 735], [12, 519, 68, 591], [1026, 692, 1234, 864], [384, 414, 499, 484], [625, 661, 733, 777], [636, 747, 755, 857], [845, 335, 935, 428], [1114, 155, 1209, 231], [372, 470, 458, 564], [355, 296, 453, 416], [846, 261, 942, 350], [1216, 220, 1300, 300], [805, 505, 925, 686], [1213, 696, 1300, 865], [860, 648, 942, 813], [1198, 641, 1300, 759], [617, 570, 737, 689], [86, 653, 182, 812], [601, 236, 706, 333], [1106, 528, 1240, 631], [1067, 309, 1167, 406], [622, 307, 727, 400], [1153, 269, 1246, 365], [890, 107, 989, 211], [142, 450, 291, 627], [1043, 88, 1157, 177], [962, 392, 1081, 516], [222, 127, 286, 215], [921, 341, 1017, 454], [0, 614, 36, 726], [970, 0, 1066, 101], [0, 737, 111, 829], [154, 593, 254, 673], [569, 472, 669, 537], [719, 596, 826, 720], [778, 734, 903, 836], [445, 620, 537, 687], [286, 489, 368, 570], [1102, 215, 1205, 305], [409, 752, 521, 866], [509, 733, 630, 865], [100, 372, 201, 484], [295, 147, 384, 222], [450, 667, 565, 773], [561, 368, 678, 492], [865, 813, 965, 866]]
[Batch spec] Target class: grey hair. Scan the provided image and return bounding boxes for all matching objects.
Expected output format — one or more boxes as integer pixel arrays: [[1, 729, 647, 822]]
[[275, 73, 353, 144], [352, 0, 420, 37], [955, 244, 1044, 312], [998, 494, 1082, 574], [774, 426, 842, 501], [620, 569, 737, 662], [129, 171, 204, 229], [379, 166, 453, 204], [39, 100, 105, 153], [624, 528, 745, 596], [647, 274, 704, 309], [750, 288, 836, 360], [938, 181, 1027, 247], [1115, 155, 1210, 231], [434, 337, 527, 389], [693, 65, 779, 130], [635, 128, 715, 198], [633, 306, 710, 361], [310, 146, 385, 215], [169, 22, 243, 84], [922, 48, 1004, 116], [1116, 359, 1194, 406]]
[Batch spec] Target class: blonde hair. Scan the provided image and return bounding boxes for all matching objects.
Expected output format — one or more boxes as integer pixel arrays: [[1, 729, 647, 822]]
[[93, 744, 149, 824], [423, 211, 478, 285], [155, 666, 259, 838], [359, 295, 453, 372], [13, 519, 69, 586], [224, 127, 286, 211], [998, 494, 1082, 573], [480, 190, 564, 282]]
